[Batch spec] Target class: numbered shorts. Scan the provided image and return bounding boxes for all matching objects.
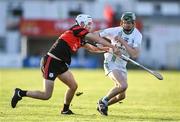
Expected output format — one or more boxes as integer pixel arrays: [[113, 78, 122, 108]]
[[40, 55, 69, 81], [103, 61, 127, 76]]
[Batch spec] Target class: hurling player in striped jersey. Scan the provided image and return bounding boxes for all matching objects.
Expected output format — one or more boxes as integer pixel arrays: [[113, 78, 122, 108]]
[[11, 14, 119, 115]]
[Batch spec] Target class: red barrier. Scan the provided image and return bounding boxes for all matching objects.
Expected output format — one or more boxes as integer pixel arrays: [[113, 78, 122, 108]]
[[20, 19, 109, 37]]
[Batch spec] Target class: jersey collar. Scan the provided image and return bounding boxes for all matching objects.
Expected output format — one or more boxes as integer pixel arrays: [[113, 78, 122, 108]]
[[123, 28, 134, 35]]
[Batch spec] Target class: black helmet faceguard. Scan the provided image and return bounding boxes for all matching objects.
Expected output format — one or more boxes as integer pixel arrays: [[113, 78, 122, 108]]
[[121, 12, 136, 34]]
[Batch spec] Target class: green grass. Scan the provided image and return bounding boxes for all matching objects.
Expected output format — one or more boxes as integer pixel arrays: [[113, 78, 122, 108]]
[[0, 68, 180, 122]]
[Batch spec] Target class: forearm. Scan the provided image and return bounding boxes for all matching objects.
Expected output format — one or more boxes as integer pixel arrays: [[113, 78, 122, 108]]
[[85, 33, 114, 49], [84, 43, 109, 53], [87, 46, 104, 53], [89, 49, 106, 53]]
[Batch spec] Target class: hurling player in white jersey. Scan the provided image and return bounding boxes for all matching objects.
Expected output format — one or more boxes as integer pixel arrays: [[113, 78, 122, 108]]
[[96, 12, 142, 116]]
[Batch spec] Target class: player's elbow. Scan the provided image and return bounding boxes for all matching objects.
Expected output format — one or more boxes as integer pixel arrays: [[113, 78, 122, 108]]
[[117, 83, 128, 93]]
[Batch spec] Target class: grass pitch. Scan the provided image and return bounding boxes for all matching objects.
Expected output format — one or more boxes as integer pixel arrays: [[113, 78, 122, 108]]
[[0, 68, 180, 122]]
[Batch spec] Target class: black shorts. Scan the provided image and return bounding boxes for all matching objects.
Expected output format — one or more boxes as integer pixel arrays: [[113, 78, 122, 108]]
[[40, 55, 69, 81]]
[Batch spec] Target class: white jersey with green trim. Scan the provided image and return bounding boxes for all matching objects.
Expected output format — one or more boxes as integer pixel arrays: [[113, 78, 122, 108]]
[[99, 26, 142, 67]]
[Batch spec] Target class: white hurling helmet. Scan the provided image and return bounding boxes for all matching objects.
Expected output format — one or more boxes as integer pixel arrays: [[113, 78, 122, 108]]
[[75, 14, 93, 26]]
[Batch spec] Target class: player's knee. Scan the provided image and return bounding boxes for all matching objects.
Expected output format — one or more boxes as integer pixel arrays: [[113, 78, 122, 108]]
[[117, 83, 128, 92], [70, 82, 78, 91], [116, 94, 125, 102], [43, 93, 52, 100]]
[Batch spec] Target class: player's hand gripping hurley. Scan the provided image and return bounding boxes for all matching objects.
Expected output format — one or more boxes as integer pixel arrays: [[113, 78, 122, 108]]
[[97, 46, 163, 80], [91, 39, 163, 80]]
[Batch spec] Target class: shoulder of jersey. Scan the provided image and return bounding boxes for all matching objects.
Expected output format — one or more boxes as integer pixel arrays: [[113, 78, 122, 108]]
[[114, 26, 122, 30], [134, 28, 142, 36], [109, 27, 123, 32]]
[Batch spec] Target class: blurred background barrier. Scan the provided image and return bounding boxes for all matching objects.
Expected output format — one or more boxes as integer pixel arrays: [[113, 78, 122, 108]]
[[23, 56, 41, 67], [22, 56, 99, 68], [0, 0, 180, 70]]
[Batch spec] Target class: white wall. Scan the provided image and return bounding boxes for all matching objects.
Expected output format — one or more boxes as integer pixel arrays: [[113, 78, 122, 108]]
[[135, 1, 180, 16], [0, 54, 22, 68], [0, 1, 22, 68], [0, 31, 22, 68], [23, 0, 105, 19], [0, 1, 7, 36], [6, 31, 20, 54], [23, 1, 61, 19], [135, 2, 154, 16], [140, 25, 180, 69]]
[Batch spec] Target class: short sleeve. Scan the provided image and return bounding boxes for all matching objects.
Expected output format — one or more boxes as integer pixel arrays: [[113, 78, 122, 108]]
[[99, 28, 115, 37], [133, 32, 142, 48], [72, 26, 89, 37]]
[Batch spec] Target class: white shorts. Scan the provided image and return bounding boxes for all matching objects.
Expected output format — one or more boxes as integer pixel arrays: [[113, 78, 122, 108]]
[[104, 61, 127, 76]]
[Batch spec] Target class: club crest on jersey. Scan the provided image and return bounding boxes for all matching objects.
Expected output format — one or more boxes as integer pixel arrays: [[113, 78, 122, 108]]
[[49, 73, 54, 78], [123, 37, 129, 42]]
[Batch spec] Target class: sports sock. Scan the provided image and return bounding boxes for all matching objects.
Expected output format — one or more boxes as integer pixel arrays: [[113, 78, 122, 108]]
[[102, 96, 109, 106], [19, 90, 27, 97], [62, 104, 70, 112]]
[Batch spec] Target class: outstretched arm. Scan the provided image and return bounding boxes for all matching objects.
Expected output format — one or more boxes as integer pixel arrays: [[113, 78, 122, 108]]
[[83, 43, 109, 53], [85, 33, 114, 49], [84, 33, 120, 55]]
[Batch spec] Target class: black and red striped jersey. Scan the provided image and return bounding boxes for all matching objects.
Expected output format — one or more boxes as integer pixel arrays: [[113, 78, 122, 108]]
[[60, 24, 89, 52], [48, 24, 89, 65]]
